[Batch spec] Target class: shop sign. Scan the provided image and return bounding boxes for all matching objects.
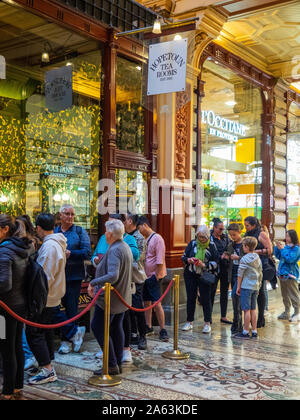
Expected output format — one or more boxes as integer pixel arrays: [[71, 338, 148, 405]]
[[0, 56, 6, 79], [202, 110, 247, 142], [147, 39, 187, 96], [44, 163, 74, 177], [45, 65, 72, 112]]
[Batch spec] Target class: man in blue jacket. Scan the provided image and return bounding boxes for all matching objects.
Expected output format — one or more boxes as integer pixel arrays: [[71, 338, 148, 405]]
[[53, 204, 91, 354]]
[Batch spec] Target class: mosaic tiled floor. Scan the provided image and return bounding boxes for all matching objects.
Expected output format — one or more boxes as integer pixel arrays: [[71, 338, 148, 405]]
[[16, 288, 300, 399]]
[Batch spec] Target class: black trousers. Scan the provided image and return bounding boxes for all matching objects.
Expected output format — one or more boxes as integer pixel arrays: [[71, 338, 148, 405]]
[[0, 307, 25, 395], [257, 280, 266, 326], [211, 268, 232, 318], [130, 284, 147, 338], [184, 270, 213, 323], [26, 307, 55, 367], [123, 310, 131, 348]]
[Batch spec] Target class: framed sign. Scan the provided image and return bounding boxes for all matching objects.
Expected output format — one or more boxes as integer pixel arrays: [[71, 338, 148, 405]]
[[147, 39, 188, 96], [0, 55, 6, 79], [45, 65, 72, 112]]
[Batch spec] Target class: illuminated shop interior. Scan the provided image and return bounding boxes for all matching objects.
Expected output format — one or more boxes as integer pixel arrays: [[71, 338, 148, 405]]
[[199, 59, 263, 226]]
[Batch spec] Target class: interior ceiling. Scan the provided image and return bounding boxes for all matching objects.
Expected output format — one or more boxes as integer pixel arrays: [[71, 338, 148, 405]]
[[139, 0, 300, 90], [215, 0, 300, 84]]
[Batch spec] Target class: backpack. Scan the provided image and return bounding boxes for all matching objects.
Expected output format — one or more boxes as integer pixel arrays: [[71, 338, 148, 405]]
[[25, 254, 49, 320]]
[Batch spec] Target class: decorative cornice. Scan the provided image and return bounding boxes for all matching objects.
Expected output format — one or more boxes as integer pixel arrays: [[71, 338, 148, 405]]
[[200, 43, 276, 91]]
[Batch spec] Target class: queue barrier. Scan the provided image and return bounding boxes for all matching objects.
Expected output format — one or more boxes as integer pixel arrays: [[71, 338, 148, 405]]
[[0, 275, 189, 388]]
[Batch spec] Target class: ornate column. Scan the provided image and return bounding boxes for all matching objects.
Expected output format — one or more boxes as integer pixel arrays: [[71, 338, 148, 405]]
[[269, 80, 290, 240]]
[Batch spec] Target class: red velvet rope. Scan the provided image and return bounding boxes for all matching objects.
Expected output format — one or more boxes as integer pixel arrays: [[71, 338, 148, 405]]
[[0, 278, 175, 328], [112, 278, 174, 312], [0, 287, 104, 329]]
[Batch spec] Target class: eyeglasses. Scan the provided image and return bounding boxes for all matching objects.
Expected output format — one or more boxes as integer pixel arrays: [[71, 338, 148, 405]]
[[62, 212, 75, 217]]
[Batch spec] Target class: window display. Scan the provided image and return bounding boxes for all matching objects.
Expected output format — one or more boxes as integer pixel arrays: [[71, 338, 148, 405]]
[[0, 2, 102, 232], [200, 59, 263, 226]]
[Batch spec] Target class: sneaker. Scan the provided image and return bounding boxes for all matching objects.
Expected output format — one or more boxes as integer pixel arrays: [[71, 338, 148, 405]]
[[58, 341, 72, 354], [202, 324, 211, 334], [121, 349, 133, 363], [24, 356, 38, 371], [278, 312, 290, 320], [289, 313, 300, 322], [181, 322, 193, 331], [145, 325, 154, 336], [28, 367, 57, 385], [71, 326, 86, 353], [130, 334, 139, 346], [159, 329, 169, 342], [95, 349, 103, 359], [26, 367, 41, 377], [138, 336, 147, 350], [234, 332, 250, 340], [252, 332, 258, 339]]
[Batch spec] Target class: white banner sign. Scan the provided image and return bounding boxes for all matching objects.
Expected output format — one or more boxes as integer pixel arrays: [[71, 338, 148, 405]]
[[147, 39, 187, 96], [45, 65, 72, 112], [0, 55, 6, 79]]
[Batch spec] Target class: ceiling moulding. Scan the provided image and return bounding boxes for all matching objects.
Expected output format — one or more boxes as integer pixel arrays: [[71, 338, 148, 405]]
[[225, 0, 300, 21], [214, 37, 271, 75], [173, 0, 222, 16], [137, 0, 175, 16]]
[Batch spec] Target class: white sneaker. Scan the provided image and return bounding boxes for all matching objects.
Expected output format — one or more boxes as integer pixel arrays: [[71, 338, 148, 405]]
[[202, 324, 211, 334], [71, 326, 86, 352], [24, 356, 38, 371], [58, 341, 72, 354], [121, 349, 133, 363], [28, 367, 57, 385], [181, 322, 193, 331], [95, 349, 103, 359], [289, 313, 300, 322]]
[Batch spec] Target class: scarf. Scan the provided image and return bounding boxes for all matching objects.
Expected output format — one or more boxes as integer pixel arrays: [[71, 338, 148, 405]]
[[195, 240, 210, 262]]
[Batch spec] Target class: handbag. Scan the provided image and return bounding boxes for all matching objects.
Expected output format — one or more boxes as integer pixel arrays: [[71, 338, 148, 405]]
[[201, 270, 216, 286], [262, 257, 276, 282], [132, 261, 147, 284]]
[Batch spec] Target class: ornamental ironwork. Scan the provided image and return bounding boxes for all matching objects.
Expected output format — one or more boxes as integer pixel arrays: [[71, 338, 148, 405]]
[[57, 0, 156, 35]]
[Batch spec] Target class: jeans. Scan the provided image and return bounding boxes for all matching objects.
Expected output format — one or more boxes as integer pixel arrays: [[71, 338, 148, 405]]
[[0, 308, 25, 395], [211, 268, 232, 318], [26, 307, 55, 367], [184, 270, 213, 323], [22, 328, 33, 360], [91, 305, 125, 368], [130, 284, 147, 338], [231, 281, 242, 333], [52, 280, 82, 341]]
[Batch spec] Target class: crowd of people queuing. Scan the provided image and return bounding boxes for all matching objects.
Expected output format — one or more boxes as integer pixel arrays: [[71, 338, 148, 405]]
[[0, 207, 299, 400]]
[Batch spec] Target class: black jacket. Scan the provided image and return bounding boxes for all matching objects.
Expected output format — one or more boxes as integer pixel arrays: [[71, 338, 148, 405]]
[[0, 237, 32, 309], [182, 240, 219, 275]]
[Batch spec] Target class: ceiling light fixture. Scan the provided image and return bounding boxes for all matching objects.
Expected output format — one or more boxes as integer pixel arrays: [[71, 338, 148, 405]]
[[41, 51, 50, 63], [174, 34, 182, 41], [225, 101, 237, 106], [152, 17, 162, 34]]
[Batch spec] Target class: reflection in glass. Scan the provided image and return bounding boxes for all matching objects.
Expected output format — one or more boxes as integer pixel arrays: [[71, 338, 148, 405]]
[[199, 60, 263, 226], [0, 2, 102, 232], [116, 57, 144, 154], [287, 102, 300, 232]]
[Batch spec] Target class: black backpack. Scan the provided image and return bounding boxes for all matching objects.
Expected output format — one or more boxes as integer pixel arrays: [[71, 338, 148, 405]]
[[26, 255, 49, 320]]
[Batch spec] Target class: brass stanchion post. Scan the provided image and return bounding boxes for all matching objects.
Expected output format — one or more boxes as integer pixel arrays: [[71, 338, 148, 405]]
[[162, 275, 190, 360], [88, 283, 122, 387]]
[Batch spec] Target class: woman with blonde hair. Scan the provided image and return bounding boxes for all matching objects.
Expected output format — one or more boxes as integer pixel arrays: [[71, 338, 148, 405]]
[[181, 225, 219, 334]]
